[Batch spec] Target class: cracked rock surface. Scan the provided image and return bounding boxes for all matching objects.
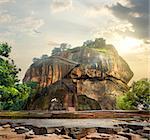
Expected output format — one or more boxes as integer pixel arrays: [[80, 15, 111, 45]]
[[23, 43, 133, 110], [0, 119, 149, 140]]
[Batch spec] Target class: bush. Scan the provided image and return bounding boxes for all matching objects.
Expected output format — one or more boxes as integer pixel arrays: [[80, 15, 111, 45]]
[[117, 79, 150, 110], [0, 84, 31, 110]]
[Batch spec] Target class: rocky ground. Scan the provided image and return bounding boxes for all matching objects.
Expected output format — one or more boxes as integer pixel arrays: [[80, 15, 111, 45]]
[[0, 119, 149, 140]]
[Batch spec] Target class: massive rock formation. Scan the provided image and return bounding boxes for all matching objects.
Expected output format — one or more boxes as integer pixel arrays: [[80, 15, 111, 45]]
[[23, 39, 133, 110]]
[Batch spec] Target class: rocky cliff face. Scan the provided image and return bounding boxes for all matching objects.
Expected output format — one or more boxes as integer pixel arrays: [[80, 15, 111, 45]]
[[23, 56, 78, 87], [23, 40, 133, 110]]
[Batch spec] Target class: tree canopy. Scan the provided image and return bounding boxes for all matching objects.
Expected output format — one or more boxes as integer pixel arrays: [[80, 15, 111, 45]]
[[0, 43, 11, 57], [51, 43, 71, 56], [0, 43, 31, 110], [116, 78, 150, 110]]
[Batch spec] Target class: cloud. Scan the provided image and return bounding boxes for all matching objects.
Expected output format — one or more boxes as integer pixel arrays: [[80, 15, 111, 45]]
[[0, 35, 16, 46], [85, 5, 111, 18], [0, 0, 15, 5], [4, 16, 44, 35], [48, 40, 60, 46], [81, 0, 135, 36], [108, 0, 149, 40], [0, 10, 14, 24], [82, 0, 149, 56], [50, 0, 72, 13], [0, 5, 44, 36], [14, 17, 44, 34], [0, 15, 45, 36], [91, 17, 135, 41]]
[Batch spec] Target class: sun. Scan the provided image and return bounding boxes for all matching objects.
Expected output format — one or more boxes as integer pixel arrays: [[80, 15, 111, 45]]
[[117, 37, 143, 53]]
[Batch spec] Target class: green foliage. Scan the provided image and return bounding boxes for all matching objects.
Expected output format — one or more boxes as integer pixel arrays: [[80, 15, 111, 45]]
[[60, 43, 71, 51], [25, 81, 39, 98], [32, 57, 40, 63], [51, 43, 71, 56], [51, 47, 61, 56], [0, 43, 21, 87], [0, 85, 31, 110], [0, 43, 11, 57], [83, 40, 94, 47], [92, 48, 108, 53], [82, 38, 106, 48], [0, 43, 32, 110], [116, 94, 134, 110], [26, 81, 39, 89], [117, 79, 150, 110], [0, 58, 19, 86], [41, 54, 48, 59]]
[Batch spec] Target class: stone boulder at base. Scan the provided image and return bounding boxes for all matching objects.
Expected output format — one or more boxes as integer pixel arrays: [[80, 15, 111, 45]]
[[23, 38, 133, 110]]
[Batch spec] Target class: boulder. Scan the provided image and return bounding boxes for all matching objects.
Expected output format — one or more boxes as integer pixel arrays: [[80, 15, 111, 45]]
[[14, 127, 29, 134], [66, 127, 97, 139], [118, 132, 141, 140], [143, 127, 150, 134], [118, 124, 144, 131], [23, 39, 133, 110], [2, 124, 11, 129], [81, 132, 128, 140], [23, 125, 47, 135], [97, 126, 122, 134]]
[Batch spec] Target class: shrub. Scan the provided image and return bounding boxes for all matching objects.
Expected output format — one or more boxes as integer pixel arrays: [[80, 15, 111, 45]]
[[117, 79, 150, 110]]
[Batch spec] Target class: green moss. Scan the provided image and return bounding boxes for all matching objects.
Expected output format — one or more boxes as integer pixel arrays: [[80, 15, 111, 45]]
[[92, 48, 108, 53]]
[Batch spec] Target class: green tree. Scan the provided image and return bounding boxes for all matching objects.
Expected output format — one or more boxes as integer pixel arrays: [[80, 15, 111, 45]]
[[117, 79, 150, 110], [32, 57, 40, 63], [60, 43, 71, 51], [83, 40, 93, 47], [0, 84, 31, 110], [51, 43, 71, 56], [0, 43, 11, 57], [51, 47, 61, 56], [0, 43, 31, 110], [0, 43, 20, 86], [41, 54, 49, 59]]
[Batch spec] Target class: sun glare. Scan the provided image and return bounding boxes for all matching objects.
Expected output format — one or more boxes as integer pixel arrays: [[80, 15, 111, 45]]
[[117, 37, 143, 53]]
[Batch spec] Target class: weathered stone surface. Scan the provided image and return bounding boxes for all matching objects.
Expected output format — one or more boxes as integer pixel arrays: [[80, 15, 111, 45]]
[[0, 121, 149, 140], [22, 125, 47, 135], [118, 124, 144, 131], [97, 126, 122, 134], [47, 127, 56, 134], [23, 56, 77, 87], [0, 126, 4, 131], [81, 132, 128, 140], [0, 127, 70, 140], [143, 127, 150, 134], [66, 127, 97, 139], [2, 124, 11, 128], [118, 132, 141, 140], [32, 127, 47, 135], [24, 41, 133, 110], [14, 127, 29, 134], [0, 127, 26, 140]]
